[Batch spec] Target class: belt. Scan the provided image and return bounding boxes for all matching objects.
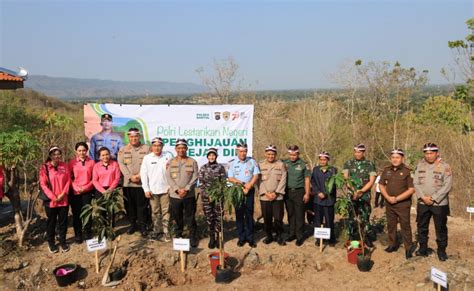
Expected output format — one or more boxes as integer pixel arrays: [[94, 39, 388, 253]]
[[287, 187, 304, 191]]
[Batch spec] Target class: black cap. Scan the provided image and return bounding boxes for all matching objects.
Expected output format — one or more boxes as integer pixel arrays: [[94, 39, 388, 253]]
[[236, 142, 248, 150], [423, 143, 439, 152], [390, 148, 405, 156], [127, 127, 140, 136], [354, 143, 366, 152], [287, 145, 299, 153], [207, 147, 218, 156], [101, 113, 113, 121], [265, 144, 277, 152], [176, 138, 188, 147]]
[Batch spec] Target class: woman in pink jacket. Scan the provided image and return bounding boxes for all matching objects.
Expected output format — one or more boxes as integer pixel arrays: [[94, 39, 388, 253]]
[[39, 146, 71, 253], [69, 142, 95, 243], [92, 147, 121, 195]]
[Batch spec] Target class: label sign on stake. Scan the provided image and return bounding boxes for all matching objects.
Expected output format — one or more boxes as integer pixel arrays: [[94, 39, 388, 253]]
[[86, 237, 107, 252], [466, 207, 474, 213], [173, 238, 190, 252], [314, 227, 331, 239], [431, 267, 447, 288]]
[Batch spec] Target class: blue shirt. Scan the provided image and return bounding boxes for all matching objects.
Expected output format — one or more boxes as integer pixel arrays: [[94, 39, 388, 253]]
[[227, 157, 260, 183], [89, 131, 124, 161]]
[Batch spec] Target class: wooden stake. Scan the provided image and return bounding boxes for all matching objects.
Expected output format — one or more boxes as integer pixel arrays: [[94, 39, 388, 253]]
[[180, 250, 185, 272], [470, 212, 472, 224], [95, 250, 99, 274], [437, 283, 441, 291], [319, 224, 323, 253]]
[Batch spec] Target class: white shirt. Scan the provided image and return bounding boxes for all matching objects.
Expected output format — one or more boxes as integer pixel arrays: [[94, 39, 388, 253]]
[[140, 151, 173, 195], [375, 175, 381, 193]]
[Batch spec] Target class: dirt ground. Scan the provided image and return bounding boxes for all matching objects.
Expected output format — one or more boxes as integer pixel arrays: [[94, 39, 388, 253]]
[[0, 204, 473, 290]]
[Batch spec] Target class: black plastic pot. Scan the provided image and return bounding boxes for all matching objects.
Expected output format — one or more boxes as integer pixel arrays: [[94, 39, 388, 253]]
[[215, 265, 233, 284], [356, 254, 372, 272], [53, 263, 78, 287]]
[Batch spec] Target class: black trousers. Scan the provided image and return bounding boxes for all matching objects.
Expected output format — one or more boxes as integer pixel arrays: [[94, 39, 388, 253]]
[[416, 204, 449, 251], [261, 199, 284, 237], [235, 190, 255, 241], [374, 191, 385, 207], [169, 197, 197, 237], [314, 203, 336, 243], [285, 188, 306, 240], [123, 187, 147, 228], [69, 191, 93, 238], [45, 204, 68, 244]]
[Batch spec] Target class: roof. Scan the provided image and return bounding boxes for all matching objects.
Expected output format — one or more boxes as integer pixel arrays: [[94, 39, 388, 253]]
[[0, 72, 24, 82]]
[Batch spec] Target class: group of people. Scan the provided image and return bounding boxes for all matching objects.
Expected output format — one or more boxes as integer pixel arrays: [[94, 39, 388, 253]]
[[36, 113, 452, 262]]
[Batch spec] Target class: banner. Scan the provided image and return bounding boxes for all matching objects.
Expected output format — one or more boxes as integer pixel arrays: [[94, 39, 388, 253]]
[[84, 103, 254, 165]]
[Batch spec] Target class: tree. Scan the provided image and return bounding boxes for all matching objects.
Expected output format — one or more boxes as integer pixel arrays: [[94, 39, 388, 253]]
[[0, 130, 41, 246], [196, 56, 243, 103]]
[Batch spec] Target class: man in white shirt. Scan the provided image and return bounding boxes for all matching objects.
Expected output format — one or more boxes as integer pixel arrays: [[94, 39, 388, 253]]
[[140, 137, 173, 241]]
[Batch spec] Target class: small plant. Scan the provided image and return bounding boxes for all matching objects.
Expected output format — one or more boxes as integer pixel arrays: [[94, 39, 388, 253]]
[[207, 178, 244, 213], [327, 172, 369, 256], [80, 188, 124, 242], [206, 178, 244, 269]]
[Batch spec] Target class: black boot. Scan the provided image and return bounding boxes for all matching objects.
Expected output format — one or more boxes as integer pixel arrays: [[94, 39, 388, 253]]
[[208, 234, 216, 249], [437, 249, 448, 261], [416, 244, 429, 257], [263, 235, 274, 244], [127, 224, 137, 235], [405, 244, 416, 259]]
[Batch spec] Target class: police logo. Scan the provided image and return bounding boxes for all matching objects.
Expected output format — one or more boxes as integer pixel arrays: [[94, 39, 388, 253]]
[[214, 112, 221, 120], [231, 111, 239, 120], [223, 111, 230, 121]]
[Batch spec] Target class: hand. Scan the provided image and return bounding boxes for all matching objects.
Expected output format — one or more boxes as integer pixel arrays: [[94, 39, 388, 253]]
[[243, 187, 249, 195], [78, 187, 83, 194], [421, 196, 434, 205], [56, 193, 65, 202], [270, 192, 277, 201], [178, 189, 187, 198], [145, 191, 152, 199], [303, 194, 310, 203], [131, 175, 141, 183], [244, 183, 252, 191], [265, 192, 273, 200], [318, 192, 325, 200], [388, 196, 397, 204]]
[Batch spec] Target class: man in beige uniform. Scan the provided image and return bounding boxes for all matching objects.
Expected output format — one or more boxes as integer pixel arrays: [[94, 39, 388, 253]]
[[118, 128, 150, 236], [166, 138, 199, 248], [414, 143, 452, 261], [258, 145, 287, 246]]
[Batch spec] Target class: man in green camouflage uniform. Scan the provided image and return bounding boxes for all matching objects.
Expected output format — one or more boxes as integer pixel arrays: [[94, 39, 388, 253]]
[[342, 144, 377, 247]]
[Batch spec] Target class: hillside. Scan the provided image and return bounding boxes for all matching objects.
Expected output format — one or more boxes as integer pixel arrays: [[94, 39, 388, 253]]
[[25, 75, 206, 99]]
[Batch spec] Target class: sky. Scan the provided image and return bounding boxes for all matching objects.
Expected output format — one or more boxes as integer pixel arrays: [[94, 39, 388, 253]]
[[0, 0, 472, 90]]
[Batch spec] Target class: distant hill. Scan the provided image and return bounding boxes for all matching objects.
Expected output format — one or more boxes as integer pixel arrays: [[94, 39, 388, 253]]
[[25, 75, 206, 99]]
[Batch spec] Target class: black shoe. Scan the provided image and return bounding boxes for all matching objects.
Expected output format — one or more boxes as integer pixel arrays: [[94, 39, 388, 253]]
[[406, 244, 417, 259], [328, 241, 336, 247], [60, 243, 70, 253], [48, 243, 59, 254], [315, 240, 321, 247], [295, 239, 304, 247], [277, 237, 286, 246], [190, 236, 198, 248], [437, 250, 448, 261], [237, 240, 246, 247], [127, 225, 137, 235], [384, 245, 399, 253], [263, 236, 274, 244], [286, 235, 296, 242], [74, 236, 83, 244], [208, 235, 216, 249], [84, 232, 93, 240], [415, 248, 428, 257], [248, 240, 257, 248], [140, 229, 148, 238]]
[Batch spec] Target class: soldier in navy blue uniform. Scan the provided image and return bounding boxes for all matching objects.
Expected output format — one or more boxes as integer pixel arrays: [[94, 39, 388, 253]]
[[89, 114, 124, 161]]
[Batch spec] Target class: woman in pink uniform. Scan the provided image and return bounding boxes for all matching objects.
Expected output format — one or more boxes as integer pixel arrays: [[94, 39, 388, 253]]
[[69, 142, 95, 243], [39, 146, 71, 254]]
